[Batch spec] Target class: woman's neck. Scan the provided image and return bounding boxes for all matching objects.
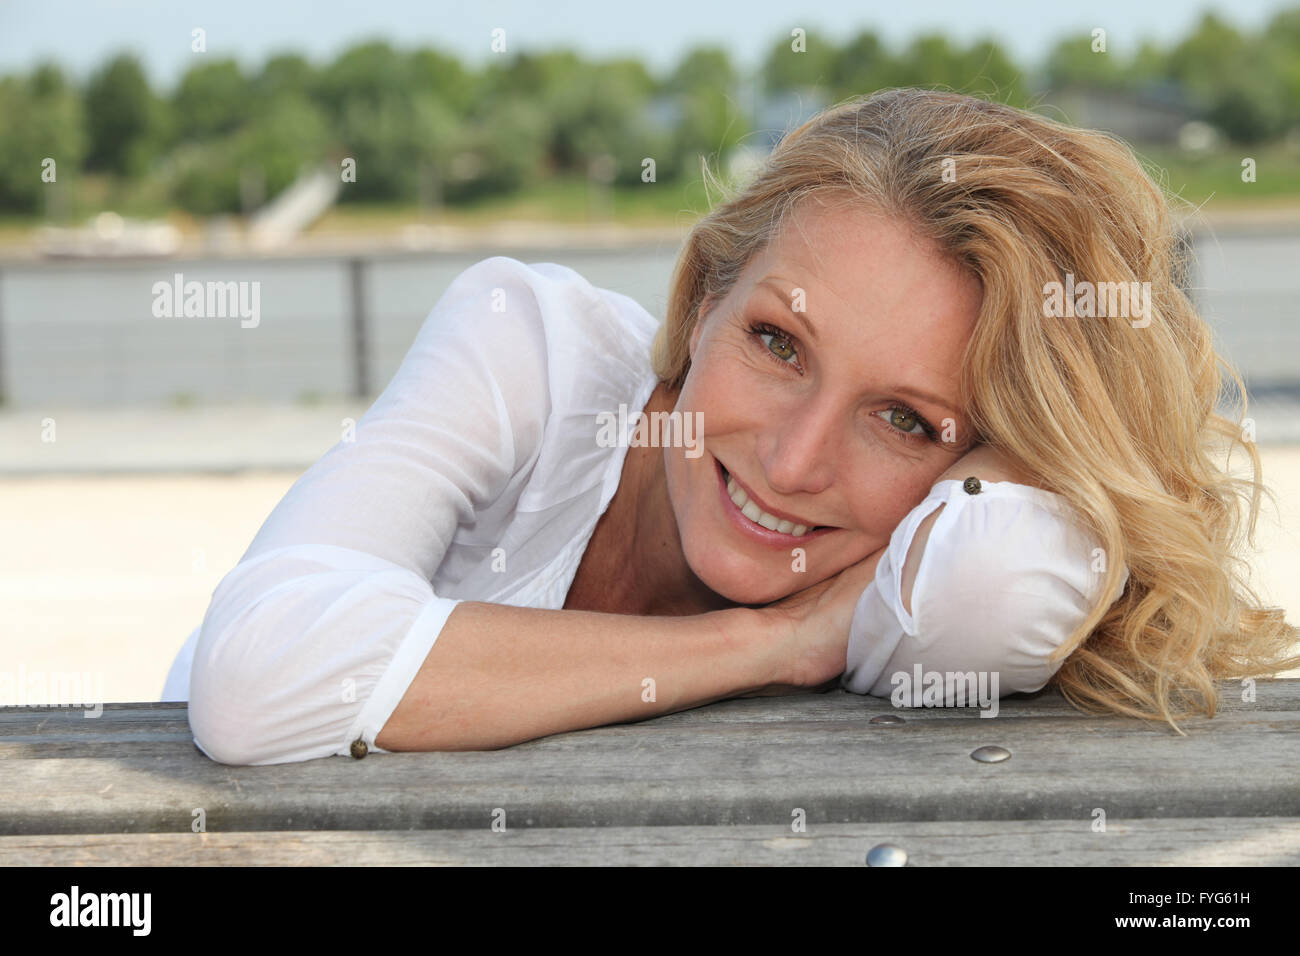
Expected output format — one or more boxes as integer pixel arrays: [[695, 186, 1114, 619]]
[[565, 382, 736, 618]]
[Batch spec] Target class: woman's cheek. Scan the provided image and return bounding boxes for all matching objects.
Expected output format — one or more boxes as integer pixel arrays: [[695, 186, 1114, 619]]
[[847, 472, 930, 542]]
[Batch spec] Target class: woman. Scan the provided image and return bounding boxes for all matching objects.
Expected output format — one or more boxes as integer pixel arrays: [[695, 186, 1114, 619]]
[[172, 88, 1298, 764]]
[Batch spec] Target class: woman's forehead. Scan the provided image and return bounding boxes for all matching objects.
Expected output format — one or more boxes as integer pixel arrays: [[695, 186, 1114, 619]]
[[714, 205, 979, 417], [743, 210, 980, 346]]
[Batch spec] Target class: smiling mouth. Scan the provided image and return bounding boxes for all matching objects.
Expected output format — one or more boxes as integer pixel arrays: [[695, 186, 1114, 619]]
[[719, 463, 829, 537]]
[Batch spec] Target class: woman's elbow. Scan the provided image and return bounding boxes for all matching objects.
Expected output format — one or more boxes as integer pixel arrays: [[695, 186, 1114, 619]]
[[186, 619, 324, 766], [187, 653, 276, 765]]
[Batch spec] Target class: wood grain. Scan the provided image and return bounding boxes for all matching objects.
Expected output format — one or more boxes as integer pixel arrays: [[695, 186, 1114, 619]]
[[2, 682, 1296, 842]]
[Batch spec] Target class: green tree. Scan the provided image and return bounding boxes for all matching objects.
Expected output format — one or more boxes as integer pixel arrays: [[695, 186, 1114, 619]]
[[252, 53, 318, 111], [334, 92, 461, 202], [665, 47, 747, 173], [306, 41, 473, 202], [890, 33, 968, 90], [1125, 39, 1169, 87], [409, 47, 479, 116], [959, 38, 1026, 104], [479, 50, 656, 177], [443, 98, 549, 202], [0, 65, 86, 214], [1261, 8, 1300, 129], [481, 48, 581, 103], [169, 94, 333, 215], [315, 40, 412, 118], [83, 53, 156, 175], [550, 59, 657, 171], [667, 47, 736, 95], [759, 29, 838, 92], [172, 59, 252, 141], [830, 30, 898, 98], [1166, 13, 1289, 142], [1208, 42, 1292, 142], [1044, 34, 1124, 90]]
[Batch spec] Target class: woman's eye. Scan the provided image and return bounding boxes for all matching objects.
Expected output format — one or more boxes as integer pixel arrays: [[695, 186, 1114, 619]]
[[878, 406, 928, 437], [754, 327, 798, 364]]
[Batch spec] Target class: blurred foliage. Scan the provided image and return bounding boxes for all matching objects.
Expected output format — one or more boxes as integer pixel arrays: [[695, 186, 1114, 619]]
[[1165, 13, 1288, 143], [83, 53, 159, 177], [173, 58, 252, 140], [170, 92, 331, 214], [3, 8, 1300, 219], [830, 31, 900, 99], [761, 29, 839, 90], [662, 47, 744, 182], [0, 64, 86, 212]]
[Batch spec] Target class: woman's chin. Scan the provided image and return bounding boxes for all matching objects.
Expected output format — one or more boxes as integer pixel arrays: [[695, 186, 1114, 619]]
[[692, 560, 805, 607]]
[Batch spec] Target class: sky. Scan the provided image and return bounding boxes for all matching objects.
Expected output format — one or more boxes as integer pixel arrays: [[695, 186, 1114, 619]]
[[0, 0, 1294, 89]]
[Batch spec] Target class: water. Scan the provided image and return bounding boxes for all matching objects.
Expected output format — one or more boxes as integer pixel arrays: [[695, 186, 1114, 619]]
[[1192, 233, 1300, 383], [0, 234, 1295, 408]]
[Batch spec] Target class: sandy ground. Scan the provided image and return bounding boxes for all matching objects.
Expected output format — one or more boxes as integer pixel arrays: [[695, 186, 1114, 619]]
[[4, 449, 1299, 705]]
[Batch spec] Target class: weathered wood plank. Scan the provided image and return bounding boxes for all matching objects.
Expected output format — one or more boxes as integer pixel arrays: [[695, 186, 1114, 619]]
[[1, 677, 1293, 740], [1, 683, 1297, 834], [1, 703, 1294, 761], [1, 818, 1296, 866]]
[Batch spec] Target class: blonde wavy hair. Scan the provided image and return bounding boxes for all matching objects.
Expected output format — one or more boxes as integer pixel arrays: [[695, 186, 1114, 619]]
[[651, 87, 1300, 733]]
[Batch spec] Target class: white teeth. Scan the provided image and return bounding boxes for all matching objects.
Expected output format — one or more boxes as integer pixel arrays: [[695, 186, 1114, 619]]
[[725, 471, 816, 537]]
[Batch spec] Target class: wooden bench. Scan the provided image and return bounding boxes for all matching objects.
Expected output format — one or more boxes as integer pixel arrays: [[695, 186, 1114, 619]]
[[3, 680, 1297, 866]]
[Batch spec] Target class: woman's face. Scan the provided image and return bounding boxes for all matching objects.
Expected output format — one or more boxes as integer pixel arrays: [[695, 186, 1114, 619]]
[[664, 199, 983, 605]]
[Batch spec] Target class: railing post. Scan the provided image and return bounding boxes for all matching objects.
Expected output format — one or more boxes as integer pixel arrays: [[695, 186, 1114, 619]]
[[348, 257, 369, 399], [0, 265, 7, 407]]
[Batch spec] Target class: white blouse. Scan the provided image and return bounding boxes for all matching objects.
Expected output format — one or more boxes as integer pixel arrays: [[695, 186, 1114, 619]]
[[167, 256, 1128, 765], [841, 478, 1127, 704]]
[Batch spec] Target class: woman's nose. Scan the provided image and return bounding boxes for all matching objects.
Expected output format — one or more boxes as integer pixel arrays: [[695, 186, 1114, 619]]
[[756, 394, 842, 497]]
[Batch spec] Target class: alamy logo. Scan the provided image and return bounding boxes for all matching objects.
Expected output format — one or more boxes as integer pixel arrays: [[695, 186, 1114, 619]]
[[1042, 272, 1152, 328], [50, 886, 151, 936], [595, 404, 704, 458], [151, 272, 260, 328], [0, 666, 103, 717], [891, 664, 1000, 717]]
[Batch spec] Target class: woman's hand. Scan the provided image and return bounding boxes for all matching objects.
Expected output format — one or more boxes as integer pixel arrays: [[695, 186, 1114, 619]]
[[739, 544, 888, 696], [737, 444, 1037, 698]]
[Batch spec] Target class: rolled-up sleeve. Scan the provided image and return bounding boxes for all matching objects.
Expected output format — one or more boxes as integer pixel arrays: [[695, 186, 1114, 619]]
[[841, 479, 1128, 704], [188, 257, 553, 764]]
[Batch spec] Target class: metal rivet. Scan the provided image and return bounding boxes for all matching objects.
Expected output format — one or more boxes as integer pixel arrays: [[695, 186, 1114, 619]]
[[962, 476, 982, 495], [970, 745, 1010, 763], [870, 714, 905, 725], [350, 738, 368, 759], [865, 843, 908, 867]]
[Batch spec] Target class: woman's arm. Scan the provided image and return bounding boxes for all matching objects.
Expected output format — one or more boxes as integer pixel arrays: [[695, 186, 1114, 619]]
[[189, 258, 868, 763], [376, 602, 782, 751], [379, 535, 889, 750], [843, 442, 1127, 700], [899, 443, 1036, 612], [189, 258, 580, 764]]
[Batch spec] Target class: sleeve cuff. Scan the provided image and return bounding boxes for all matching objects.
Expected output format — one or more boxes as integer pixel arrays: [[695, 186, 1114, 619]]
[[346, 594, 463, 755]]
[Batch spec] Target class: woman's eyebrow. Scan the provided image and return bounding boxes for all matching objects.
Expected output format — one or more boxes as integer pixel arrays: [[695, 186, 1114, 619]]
[[891, 384, 960, 420], [755, 279, 819, 344]]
